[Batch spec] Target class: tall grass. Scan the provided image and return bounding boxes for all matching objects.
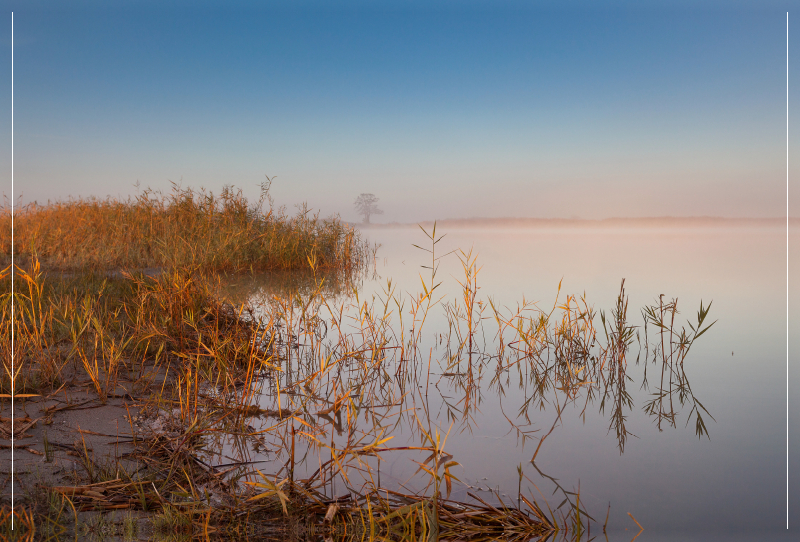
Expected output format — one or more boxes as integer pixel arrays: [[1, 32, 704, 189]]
[[2, 180, 366, 272], [0, 261, 270, 398], [1, 221, 715, 538]]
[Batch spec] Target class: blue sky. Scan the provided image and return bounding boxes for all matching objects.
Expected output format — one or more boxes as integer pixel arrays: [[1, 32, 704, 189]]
[[0, 1, 797, 221]]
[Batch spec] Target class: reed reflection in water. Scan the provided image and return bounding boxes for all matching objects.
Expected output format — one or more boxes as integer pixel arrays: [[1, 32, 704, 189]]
[[202, 224, 793, 536]]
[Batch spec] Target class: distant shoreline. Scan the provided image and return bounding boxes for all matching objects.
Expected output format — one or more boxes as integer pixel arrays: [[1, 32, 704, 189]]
[[352, 216, 800, 229]]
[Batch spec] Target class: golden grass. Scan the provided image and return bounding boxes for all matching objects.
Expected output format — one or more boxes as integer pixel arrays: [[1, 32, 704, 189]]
[[0, 220, 715, 539], [1, 181, 366, 272]]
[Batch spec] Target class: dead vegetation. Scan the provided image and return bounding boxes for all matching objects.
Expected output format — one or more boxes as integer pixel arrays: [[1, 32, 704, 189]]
[[0, 219, 713, 541], [2, 179, 368, 273]]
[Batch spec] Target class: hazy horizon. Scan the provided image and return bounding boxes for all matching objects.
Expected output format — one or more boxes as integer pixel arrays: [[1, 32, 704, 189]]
[[1, 1, 798, 223], [6, 190, 798, 223]]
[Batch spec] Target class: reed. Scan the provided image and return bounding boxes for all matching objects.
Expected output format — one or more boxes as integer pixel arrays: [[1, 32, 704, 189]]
[[2, 179, 367, 273], [1, 220, 716, 539]]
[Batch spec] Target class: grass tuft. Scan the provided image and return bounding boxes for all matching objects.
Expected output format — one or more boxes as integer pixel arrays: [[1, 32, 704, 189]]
[[2, 180, 367, 273]]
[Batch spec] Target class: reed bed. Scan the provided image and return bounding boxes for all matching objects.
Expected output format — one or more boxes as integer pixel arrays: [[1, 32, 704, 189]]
[[2, 180, 368, 273], [1, 222, 714, 540]]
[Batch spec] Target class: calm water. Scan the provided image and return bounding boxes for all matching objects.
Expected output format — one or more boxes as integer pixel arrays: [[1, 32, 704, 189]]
[[222, 225, 799, 540]]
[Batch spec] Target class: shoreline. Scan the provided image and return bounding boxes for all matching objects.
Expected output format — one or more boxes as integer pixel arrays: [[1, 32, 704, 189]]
[[351, 216, 800, 229]]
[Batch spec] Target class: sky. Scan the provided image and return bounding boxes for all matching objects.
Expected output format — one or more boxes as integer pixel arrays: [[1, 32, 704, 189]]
[[0, 1, 798, 222]]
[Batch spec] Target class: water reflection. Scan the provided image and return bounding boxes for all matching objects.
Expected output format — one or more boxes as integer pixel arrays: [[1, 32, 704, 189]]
[[202, 230, 718, 535], [219, 266, 372, 305]]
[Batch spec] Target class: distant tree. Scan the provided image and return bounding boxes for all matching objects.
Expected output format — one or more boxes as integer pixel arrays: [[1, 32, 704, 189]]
[[354, 193, 383, 224]]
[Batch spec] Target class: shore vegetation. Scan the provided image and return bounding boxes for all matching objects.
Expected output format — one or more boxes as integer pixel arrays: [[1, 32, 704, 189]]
[[0, 195, 713, 541], [2, 179, 365, 273]]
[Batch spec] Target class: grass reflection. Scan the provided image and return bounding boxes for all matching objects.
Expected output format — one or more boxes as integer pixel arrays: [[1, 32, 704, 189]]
[[1, 223, 715, 540]]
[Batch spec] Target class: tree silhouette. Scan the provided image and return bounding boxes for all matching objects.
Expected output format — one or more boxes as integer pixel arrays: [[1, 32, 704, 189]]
[[354, 193, 383, 224]]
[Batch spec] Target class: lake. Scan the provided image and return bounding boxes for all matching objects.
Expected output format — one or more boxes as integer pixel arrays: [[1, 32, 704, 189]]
[[219, 224, 799, 541]]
